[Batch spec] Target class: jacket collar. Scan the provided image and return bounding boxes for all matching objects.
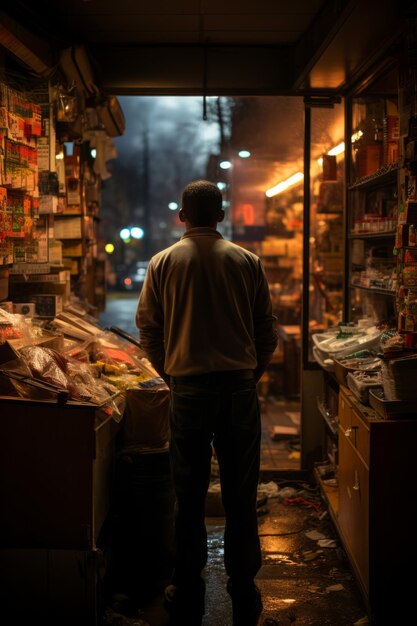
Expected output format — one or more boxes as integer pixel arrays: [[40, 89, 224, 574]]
[[181, 227, 223, 240]]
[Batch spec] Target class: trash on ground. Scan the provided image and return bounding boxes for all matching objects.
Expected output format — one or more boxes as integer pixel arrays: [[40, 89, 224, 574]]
[[305, 529, 326, 541], [270, 424, 299, 440], [326, 583, 345, 592], [258, 480, 280, 498], [302, 549, 323, 561], [317, 538, 338, 548]]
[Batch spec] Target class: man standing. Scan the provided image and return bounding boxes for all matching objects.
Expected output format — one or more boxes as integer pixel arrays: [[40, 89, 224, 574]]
[[136, 179, 278, 625]]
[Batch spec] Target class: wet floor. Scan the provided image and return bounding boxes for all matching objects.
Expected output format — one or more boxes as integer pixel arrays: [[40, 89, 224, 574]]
[[99, 294, 368, 625], [104, 480, 368, 626]]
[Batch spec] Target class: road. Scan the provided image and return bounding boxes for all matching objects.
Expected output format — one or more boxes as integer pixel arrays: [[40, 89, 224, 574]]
[[99, 292, 139, 338]]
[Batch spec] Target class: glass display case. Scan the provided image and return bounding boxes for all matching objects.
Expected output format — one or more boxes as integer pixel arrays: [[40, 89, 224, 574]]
[[305, 99, 345, 365], [346, 65, 399, 326]]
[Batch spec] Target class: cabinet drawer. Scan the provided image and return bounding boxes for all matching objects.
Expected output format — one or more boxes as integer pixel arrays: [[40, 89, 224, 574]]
[[351, 408, 370, 467], [338, 429, 369, 594], [338, 387, 353, 430]]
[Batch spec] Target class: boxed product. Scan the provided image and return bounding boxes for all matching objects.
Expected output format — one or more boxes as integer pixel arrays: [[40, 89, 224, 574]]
[[30, 294, 63, 318]]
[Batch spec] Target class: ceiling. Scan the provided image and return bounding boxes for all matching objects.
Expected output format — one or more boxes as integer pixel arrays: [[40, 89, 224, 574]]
[[0, 0, 415, 95]]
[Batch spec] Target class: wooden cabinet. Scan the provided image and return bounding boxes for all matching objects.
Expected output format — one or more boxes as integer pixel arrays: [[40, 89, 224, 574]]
[[0, 396, 121, 625], [333, 386, 417, 623], [0, 397, 119, 549]]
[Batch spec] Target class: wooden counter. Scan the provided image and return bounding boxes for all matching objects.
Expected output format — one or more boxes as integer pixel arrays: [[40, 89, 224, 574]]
[[0, 396, 120, 550]]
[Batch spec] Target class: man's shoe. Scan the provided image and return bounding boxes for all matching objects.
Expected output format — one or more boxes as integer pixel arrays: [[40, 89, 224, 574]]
[[164, 580, 205, 625], [227, 579, 263, 626]]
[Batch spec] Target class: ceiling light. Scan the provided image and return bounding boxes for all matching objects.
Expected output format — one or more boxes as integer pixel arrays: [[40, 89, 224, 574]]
[[265, 172, 304, 198]]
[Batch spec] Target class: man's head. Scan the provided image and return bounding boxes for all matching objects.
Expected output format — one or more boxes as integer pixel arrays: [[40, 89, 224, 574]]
[[179, 179, 224, 228]]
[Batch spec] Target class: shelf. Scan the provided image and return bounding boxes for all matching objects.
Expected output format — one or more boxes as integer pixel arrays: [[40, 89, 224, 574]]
[[348, 162, 399, 190], [348, 231, 396, 239], [317, 396, 339, 436], [349, 283, 396, 296]]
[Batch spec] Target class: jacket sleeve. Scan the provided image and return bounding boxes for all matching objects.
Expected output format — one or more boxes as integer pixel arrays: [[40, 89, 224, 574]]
[[253, 260, 279, 381], [135, 261, 168, 382]]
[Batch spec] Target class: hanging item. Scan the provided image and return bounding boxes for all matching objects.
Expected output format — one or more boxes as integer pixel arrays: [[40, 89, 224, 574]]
[[56, 85, 78, 122], [97, 95, 126, 137], [59, 44, 99, 97], [322, 154, 338, 181]]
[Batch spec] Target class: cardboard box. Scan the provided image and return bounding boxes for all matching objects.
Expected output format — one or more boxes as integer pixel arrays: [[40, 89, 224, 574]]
[[30, 294, 63, 318]]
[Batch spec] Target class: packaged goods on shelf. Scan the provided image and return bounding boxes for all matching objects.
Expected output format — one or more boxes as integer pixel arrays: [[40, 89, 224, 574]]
[[380, 353, 417, 401], [346, 370, 383, 404], [333, 350, 382, 385], [369, 388, 417, 419], [312, 324, 384, 363]]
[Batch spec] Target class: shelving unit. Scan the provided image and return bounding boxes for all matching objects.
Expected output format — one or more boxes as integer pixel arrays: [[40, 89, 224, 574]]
[[312, 59, 417, 623]]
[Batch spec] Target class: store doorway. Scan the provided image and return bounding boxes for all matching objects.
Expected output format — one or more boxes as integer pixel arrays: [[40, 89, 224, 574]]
[[99, 95, 306, 471]]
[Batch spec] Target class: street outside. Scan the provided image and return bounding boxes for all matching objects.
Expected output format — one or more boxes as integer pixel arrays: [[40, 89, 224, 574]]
[[99, 292, 140, 338]]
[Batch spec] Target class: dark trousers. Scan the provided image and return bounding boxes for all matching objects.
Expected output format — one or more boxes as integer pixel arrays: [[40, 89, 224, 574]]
[[169, 371, 262, 591]]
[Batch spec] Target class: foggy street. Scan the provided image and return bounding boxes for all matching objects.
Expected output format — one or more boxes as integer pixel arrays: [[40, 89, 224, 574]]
[[99, 292, 139, 339]]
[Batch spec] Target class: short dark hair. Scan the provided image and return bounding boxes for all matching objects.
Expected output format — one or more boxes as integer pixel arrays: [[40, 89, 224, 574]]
[[181, 179, 223, 227]]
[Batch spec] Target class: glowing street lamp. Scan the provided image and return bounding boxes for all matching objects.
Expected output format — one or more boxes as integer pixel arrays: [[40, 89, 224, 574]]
[[219, 160, 232, 170], [238, 150, 251, 158], [130, 227, 144, 239], [168, 202, 179, 211], [105, 243, 115, 254], [120, 228, 130, 240]]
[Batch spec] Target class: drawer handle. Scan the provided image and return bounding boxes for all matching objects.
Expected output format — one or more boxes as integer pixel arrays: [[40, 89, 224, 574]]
[[345, 425, 358, 438], [353, 470, 360, 491]]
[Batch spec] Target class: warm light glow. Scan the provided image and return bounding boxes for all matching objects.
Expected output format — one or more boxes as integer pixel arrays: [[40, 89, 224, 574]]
[[317, 142, 345, 166], [219, 160, 232, 170], [56, 151, 64, 160], [328, 142, 345, 156], [90, 148, 97, 158], [124, 277, 132, 286], [265, 172, 304, 197], [168, 202, 179, 210], [238, 150, 251, 158], [351, 130, 363, 143], [105, 243, 115, 254]]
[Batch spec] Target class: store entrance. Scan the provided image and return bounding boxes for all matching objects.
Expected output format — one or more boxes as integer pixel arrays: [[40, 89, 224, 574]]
[[99, 95, 305, 471]]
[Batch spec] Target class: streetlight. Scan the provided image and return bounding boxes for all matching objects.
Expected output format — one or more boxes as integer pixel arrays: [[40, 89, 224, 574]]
[[238, 150, 251, 158], [219, 160, 232, 170], [168, 202, 179, 211], [120, 228, 130, 240], [131, 227, 144, 239]]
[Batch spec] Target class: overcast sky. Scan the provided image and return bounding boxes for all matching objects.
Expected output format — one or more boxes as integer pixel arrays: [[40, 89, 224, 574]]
[[113, 95, 223, 173]]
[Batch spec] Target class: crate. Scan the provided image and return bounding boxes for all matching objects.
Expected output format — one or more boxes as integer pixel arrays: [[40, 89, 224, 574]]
[[369, 388, 417, 420], [381, 354, 417, 401]]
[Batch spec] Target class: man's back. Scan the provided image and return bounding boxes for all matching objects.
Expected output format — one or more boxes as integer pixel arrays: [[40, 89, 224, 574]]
[[137, 226, 277, 377]]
